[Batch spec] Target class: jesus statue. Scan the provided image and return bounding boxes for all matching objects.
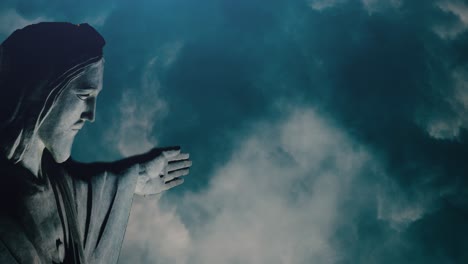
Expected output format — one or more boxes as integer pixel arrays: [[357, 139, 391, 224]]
[[0, 22, 192, 263]]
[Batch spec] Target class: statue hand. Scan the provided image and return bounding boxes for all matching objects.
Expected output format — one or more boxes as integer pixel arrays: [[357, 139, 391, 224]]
[[134, 146, 192, 196]]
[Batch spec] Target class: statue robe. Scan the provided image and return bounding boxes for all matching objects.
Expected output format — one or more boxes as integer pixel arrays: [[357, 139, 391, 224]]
[[0, 151, 138, 264]]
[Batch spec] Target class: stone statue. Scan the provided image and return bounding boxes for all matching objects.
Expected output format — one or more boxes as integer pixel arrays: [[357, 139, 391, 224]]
[[0, 22, 192, 263]]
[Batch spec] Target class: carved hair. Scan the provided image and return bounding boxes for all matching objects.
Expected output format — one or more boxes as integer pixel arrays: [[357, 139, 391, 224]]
[[0, 22, 105, 163]]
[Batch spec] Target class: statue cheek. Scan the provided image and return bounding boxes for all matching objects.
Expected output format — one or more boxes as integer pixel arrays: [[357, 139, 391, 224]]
[[65, 99, 86, 119]]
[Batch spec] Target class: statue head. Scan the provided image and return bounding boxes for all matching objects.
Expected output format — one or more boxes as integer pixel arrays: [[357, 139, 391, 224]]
[[0, 22, 105, 163], [38, 59, 104, 163]]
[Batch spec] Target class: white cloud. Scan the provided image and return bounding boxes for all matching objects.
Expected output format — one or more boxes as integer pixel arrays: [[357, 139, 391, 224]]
[[423, 67, 468, 140], [120, 196, 191, 264], [110, 42, 183, 156], [84, 12, 111, 28], [425, 118, 463, 140], [434, 0, 468, 39], [376, 175, 427, 229], [361, 0, 402, 14], [0, 8, 49, 37], [308, 0, 346, 11], [307, 0, 401, 13], [179, 108, 362, 263], [119, 106, 425, 263], [112, 67, 166, 156]]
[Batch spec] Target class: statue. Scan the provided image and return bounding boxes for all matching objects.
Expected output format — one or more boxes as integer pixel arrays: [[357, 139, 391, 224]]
[[0, 22, 192, 263]]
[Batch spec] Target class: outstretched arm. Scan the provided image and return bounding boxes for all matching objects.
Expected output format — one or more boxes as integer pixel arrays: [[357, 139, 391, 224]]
[[65, 146, 192, 196]]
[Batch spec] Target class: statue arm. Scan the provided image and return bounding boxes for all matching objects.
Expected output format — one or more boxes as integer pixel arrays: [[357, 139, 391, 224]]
[[61, 147, 191, 263], [65, 146, 191, 196]]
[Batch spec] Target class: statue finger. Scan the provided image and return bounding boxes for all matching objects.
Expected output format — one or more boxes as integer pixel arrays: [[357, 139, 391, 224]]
[[165, 169, 190, 182], [165, 177, 184, 189], [168, 153, 189, 162], [167, 160, 192, 172]]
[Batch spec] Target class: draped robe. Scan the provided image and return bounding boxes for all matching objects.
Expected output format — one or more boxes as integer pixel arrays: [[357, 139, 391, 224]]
[[0, 22, 142, 264], [0, 150, 139, 263]]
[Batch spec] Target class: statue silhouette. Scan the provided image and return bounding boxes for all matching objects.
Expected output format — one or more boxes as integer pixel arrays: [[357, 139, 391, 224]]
[[0, 22, 191, 263]]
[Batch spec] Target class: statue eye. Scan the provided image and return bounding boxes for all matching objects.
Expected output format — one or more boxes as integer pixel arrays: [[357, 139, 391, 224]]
[[76, 93, 91, 100]]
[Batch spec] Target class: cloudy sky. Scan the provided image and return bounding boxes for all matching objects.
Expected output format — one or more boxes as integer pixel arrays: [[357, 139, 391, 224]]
[[2, 0, 468, 263]]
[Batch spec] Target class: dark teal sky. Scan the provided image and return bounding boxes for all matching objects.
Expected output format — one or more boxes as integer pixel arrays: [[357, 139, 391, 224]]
[[1, 0, 468, 263]]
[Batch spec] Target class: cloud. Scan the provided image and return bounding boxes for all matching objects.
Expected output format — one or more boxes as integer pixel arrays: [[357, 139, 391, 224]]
[[434, 0, 468, 39], [83, 11, 112, 28], [0, 8, 48, 37], [2, 0, 461, 261], [119, 106, 427, 263], [376, 175, 427, 229], [307, 0, 347, 11], [0, 2, 114, 38], [179, 107, 364, 263], [120, 196, 191, 264], [307, 0, 401, 13], [422, 67, 468, 139], [110, 41, 183, 156], [425, 1, 468, 140], [361, 0, 402, 14]]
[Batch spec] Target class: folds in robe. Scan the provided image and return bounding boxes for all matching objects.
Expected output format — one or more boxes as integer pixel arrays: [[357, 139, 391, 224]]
[[0, 151, 139, 264]]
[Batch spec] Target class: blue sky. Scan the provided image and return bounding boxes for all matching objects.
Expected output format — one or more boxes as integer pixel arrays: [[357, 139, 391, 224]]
[[2, 0, 468, 263]]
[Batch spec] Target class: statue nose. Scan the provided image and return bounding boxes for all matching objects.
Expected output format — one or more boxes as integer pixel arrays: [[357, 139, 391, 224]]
[[81, 110, 95, 122], [81, 97, 96, 122]]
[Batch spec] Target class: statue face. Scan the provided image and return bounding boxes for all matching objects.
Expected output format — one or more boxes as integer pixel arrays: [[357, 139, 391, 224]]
[[38, 60, 104, 163]]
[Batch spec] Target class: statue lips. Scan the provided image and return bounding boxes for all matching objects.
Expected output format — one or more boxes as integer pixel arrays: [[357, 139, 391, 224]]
[[71, 121, 85, 131]]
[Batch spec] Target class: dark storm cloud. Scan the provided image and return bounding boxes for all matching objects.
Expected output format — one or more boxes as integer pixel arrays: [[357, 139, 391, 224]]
[[1, 0, 468, 263]]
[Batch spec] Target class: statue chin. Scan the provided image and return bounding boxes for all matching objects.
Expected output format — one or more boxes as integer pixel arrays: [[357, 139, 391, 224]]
[[40, 130, 76, 164], [49, 149, 71, 163], [46, 142, 72, 164]]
